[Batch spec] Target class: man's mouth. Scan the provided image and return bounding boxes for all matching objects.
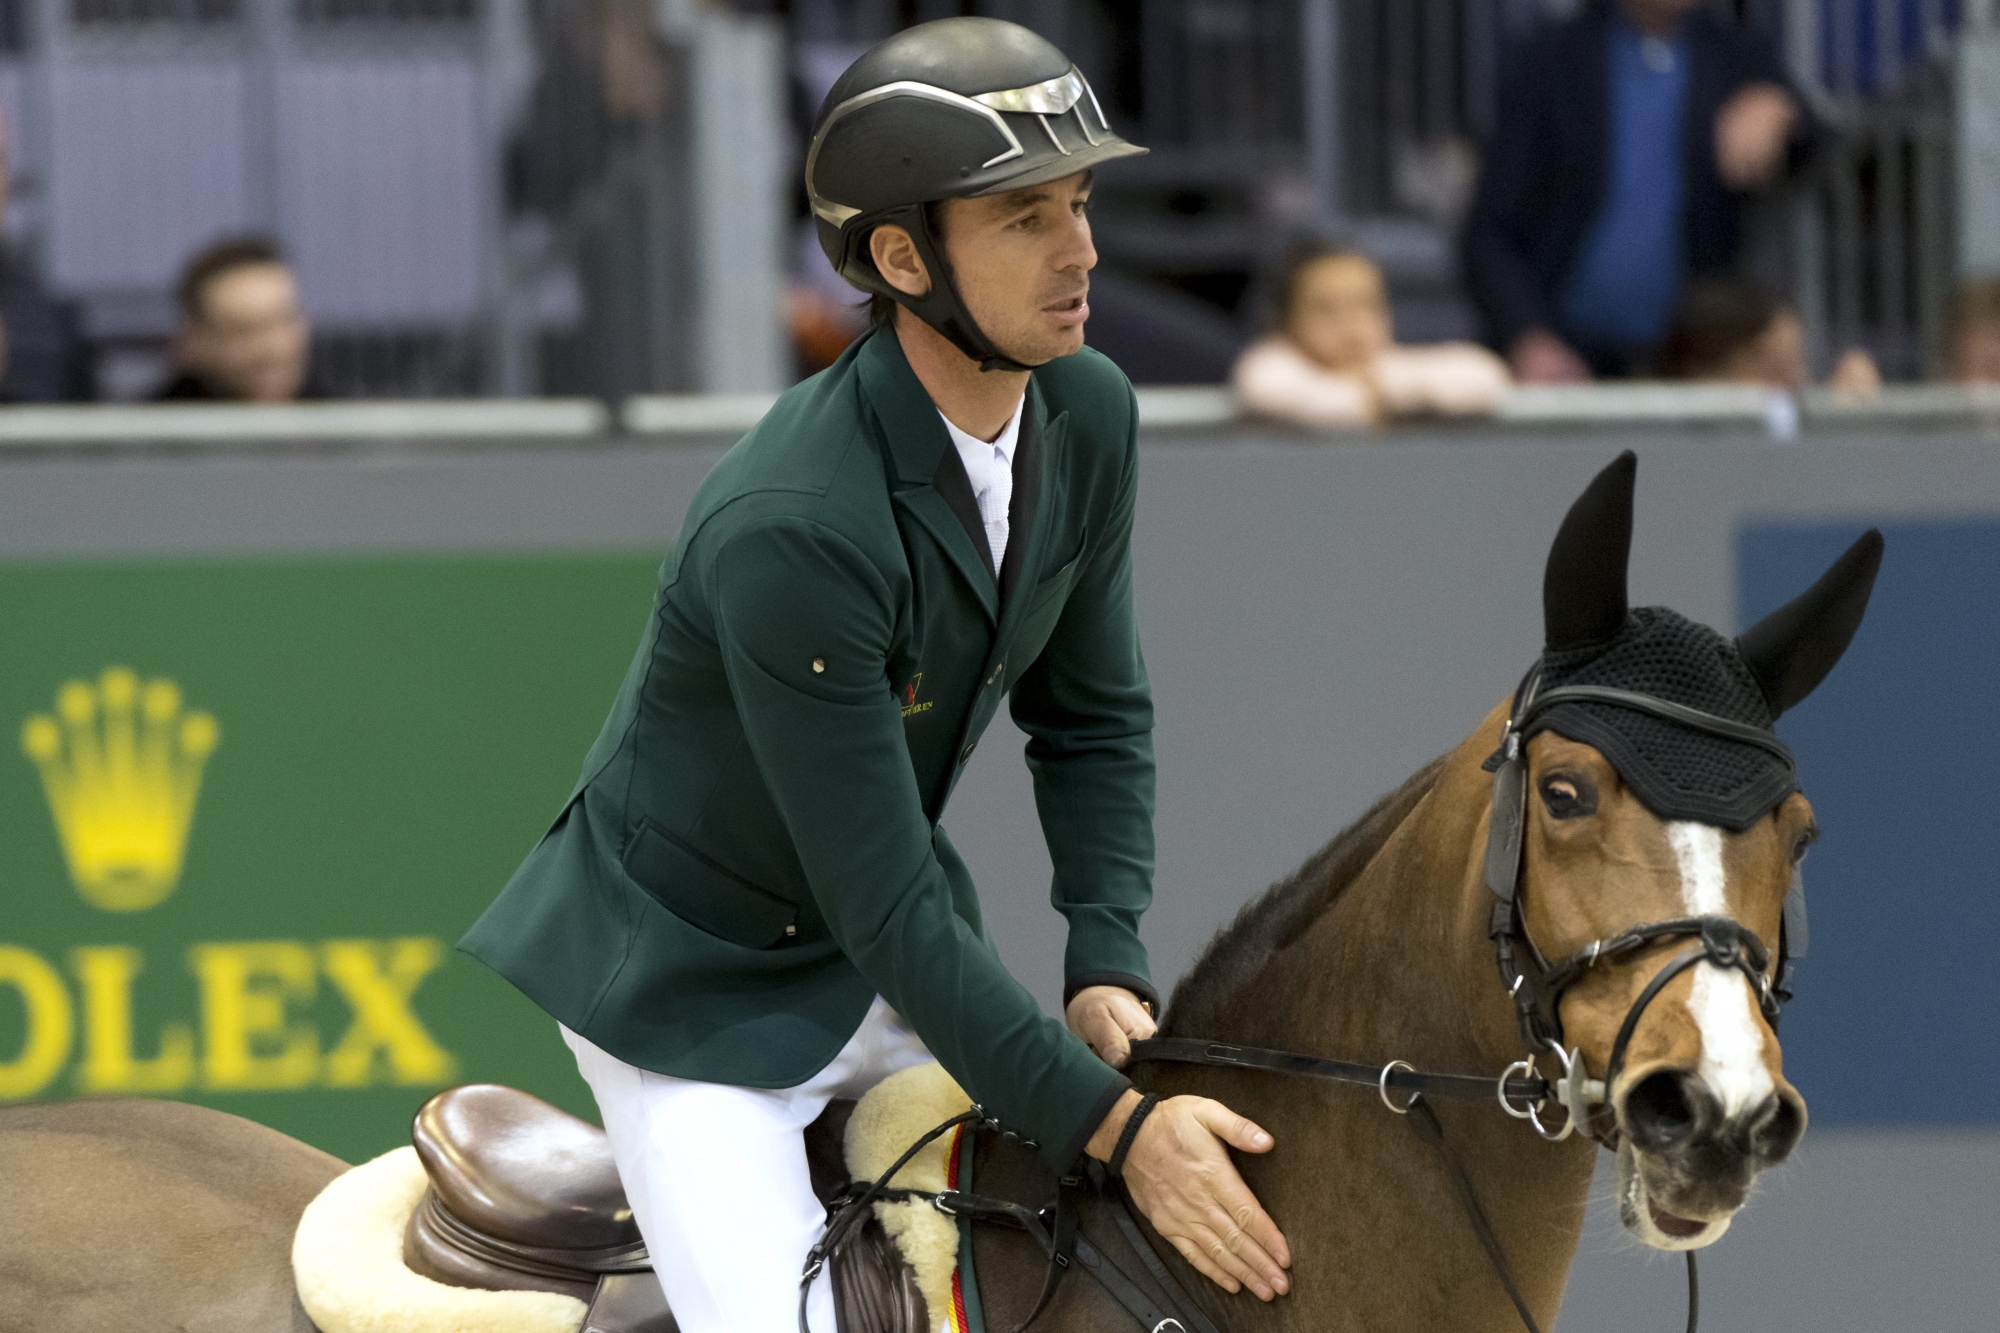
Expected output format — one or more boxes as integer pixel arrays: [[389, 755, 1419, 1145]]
[[1044, 292, 1089, 326]]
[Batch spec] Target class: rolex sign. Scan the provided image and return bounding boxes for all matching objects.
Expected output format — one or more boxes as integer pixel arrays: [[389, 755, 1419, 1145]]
[[0, 552, 660, 1163]]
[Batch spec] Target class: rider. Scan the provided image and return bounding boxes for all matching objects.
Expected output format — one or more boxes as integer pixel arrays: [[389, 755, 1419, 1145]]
[[461, 18, 1289, 1330]]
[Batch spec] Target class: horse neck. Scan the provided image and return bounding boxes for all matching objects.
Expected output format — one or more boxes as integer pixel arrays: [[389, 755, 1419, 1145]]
[[1235, 716, 1598, 1329], [1264, 726, 1514, 1070]]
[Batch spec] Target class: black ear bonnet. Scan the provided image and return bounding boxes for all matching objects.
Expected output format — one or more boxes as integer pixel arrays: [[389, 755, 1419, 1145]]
[[1491, 451, 1884, 833], [1514, 608, 1792, 830]]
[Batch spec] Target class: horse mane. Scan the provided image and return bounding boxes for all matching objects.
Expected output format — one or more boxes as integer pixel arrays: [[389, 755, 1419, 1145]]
[[1160, 752, 1449, 1034]]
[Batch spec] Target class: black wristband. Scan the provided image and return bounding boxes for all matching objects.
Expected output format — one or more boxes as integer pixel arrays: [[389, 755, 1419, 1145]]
[[1105, 1092, 1160, 1179]]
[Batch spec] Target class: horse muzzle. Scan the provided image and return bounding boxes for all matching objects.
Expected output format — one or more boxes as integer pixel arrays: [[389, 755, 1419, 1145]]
[[1611, 1063, 1807, 1250]]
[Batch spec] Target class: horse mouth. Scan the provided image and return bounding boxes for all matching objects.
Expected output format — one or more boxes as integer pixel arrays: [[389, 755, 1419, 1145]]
[[1616, 1140, 1735, 1252]]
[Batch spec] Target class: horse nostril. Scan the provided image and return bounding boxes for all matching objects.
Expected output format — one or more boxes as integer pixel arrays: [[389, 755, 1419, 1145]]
[[1746, 1089, 1807, 1165], [1623, 1070, 1708, 1151]]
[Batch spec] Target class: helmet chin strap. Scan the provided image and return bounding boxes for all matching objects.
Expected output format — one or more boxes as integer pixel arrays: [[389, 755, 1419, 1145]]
[[864, 204, 1039, 374]]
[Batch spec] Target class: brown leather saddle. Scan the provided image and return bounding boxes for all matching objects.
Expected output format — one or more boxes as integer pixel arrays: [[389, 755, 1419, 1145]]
[[403, 1084, 928, 1333]]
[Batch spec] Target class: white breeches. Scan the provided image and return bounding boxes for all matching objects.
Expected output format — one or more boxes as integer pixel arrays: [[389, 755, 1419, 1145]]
[[562, 997, 936, 1333]]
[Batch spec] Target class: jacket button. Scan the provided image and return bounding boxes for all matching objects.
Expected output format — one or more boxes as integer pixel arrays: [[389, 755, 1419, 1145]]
[[811, 658, 825, 674], [960, 743, 976, 763], [784, 924, 797, 938], [988, 662, 1004, 684]]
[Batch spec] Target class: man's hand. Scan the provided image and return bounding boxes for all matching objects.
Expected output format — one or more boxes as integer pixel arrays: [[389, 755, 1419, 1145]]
[[1509, 328, 1591, 384], [1088, 1089, 1291, 1300], [1715, 83, 1796, 189], [1065, 985, 1157, 1069]]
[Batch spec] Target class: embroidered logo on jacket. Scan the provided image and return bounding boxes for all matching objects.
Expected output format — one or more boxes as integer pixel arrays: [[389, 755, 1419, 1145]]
[[900, 673, 933, 718]]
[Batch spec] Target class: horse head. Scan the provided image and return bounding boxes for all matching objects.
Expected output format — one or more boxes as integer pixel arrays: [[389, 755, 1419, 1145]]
[[1504, 451, 1880, 1251]]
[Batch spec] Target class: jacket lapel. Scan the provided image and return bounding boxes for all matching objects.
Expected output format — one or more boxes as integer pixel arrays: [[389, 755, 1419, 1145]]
[[995, 394, 1043, 610], [994, 390, 1064, 650], [861, 329, 1000, 624]]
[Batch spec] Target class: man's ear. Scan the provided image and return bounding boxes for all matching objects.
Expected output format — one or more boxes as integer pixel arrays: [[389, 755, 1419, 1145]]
[[868, 223, 932, 300]]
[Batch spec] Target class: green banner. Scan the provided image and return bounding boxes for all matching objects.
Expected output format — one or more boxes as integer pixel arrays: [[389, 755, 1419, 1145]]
[[0, 550, 661, 1164]]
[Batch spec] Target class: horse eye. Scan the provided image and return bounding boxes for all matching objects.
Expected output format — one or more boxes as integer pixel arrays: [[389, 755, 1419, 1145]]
[[1540, 774, 1597, 819]]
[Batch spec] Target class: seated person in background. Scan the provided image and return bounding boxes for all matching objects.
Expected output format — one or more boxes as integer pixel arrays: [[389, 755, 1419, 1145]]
[[153, 237, 319, 402], [1655, 277, 1878, 395], [1949, 276, 2000, 384], [1233, 243, 1510, 429]]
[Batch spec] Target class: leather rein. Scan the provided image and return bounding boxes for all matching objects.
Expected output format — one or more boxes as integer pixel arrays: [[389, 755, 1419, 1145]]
[[806, 674, 1806, 1333]]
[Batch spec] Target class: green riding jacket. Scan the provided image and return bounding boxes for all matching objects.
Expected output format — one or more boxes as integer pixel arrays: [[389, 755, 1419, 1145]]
[[462, 326, 1156, 1168]]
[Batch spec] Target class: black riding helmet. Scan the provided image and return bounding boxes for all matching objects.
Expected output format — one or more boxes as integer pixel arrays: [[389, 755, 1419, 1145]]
[[806, 17, 1147, 371]]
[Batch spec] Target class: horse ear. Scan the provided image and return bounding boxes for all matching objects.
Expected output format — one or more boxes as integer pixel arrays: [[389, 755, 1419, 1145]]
[[1543, 451, 1637, 652], [1736, 528, 1884, 718]]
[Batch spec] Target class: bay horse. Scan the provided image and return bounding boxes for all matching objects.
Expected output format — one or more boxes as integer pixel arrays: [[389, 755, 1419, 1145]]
[[0, 452, 1880, 1333]]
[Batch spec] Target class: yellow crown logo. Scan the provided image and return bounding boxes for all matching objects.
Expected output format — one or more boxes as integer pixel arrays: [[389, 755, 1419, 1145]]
[[20, 667, 219, 912]]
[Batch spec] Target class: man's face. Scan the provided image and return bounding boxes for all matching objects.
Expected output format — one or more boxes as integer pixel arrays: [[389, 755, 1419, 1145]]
[[183, 263, 310, 402], [934, 171, 1096, 365]]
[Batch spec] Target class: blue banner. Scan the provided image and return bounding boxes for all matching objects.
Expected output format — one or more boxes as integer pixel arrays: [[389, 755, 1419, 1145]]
[[1739, 519, 2000, 1126]]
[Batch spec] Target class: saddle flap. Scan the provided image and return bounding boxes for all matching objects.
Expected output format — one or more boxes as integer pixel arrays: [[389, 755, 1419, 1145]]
[[412, 1084, 639, 1252]]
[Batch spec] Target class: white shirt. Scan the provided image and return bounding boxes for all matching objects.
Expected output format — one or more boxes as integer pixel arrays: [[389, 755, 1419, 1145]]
[[939, 396, 1024, 575]]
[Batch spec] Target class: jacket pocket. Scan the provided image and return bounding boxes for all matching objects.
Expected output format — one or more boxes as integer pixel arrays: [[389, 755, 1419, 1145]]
[[621, 820, 799, 948]]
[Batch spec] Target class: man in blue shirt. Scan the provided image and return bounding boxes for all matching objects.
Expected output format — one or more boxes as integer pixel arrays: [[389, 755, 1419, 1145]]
[[1463, 0, 1817, 379]]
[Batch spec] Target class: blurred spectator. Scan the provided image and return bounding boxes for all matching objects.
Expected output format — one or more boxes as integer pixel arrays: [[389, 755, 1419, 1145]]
[[1949, 277, 2000, 384], [1463, 0, 1818, 382], [1656, 278, 1878, 394], [0, 109, 91, 403], [1234, 243, 1510, 429], [153, 238, 319, 403], [788, 220, 867, 376]]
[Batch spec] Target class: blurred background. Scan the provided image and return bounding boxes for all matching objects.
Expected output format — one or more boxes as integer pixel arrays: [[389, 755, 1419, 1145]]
[[0, 0, 1987, 400], [0, 3, 1996, 1331]]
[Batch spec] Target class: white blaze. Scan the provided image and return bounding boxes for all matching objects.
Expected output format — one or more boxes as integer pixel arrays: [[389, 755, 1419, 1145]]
[[1665, 821, 1774, 1116]]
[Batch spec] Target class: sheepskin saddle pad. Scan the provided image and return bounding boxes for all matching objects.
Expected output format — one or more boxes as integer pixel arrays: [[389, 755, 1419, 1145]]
[[841, 1062, 979, 1333], [291, 1078, 961, 1333]]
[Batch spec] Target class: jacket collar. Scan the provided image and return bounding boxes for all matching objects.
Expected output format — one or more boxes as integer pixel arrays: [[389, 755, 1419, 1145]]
[[861, 326, 1057, 627], [858, 326, 954, 486]]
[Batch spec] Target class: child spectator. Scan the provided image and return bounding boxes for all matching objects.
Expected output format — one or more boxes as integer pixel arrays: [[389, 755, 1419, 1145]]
[[1655, 278, 1878, 395], [1949, 277, 2000, 384], [1233, 243, 1510, 429]]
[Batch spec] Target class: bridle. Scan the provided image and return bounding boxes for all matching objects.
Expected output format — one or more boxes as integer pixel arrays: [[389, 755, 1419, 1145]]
[[1481, 671, 1807, 1146]]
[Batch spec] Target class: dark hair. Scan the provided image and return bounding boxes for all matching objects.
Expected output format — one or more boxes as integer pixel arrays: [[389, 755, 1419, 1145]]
[[1269, 236, 1371, 329], [178, 235, 287, 323], [1655, 279, 1784, 379], [1950, 276, 2000, 339]]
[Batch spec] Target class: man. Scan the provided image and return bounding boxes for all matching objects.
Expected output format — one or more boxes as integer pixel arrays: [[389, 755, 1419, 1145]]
[[462, 18, 1290, 1332], [1462, 0, 1818, 380], [152, 236, 317, 401]]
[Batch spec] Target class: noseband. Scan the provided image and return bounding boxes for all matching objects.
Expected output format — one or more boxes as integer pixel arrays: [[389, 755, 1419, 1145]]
[[1482, 674, 1806, 1143]]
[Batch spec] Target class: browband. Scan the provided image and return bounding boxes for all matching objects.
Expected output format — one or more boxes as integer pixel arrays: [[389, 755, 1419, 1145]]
[[1516, 684, 1796, 768]]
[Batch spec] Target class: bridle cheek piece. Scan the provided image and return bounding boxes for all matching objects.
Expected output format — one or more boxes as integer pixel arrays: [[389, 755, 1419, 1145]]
[[1481, 676, 1806, 1145]]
